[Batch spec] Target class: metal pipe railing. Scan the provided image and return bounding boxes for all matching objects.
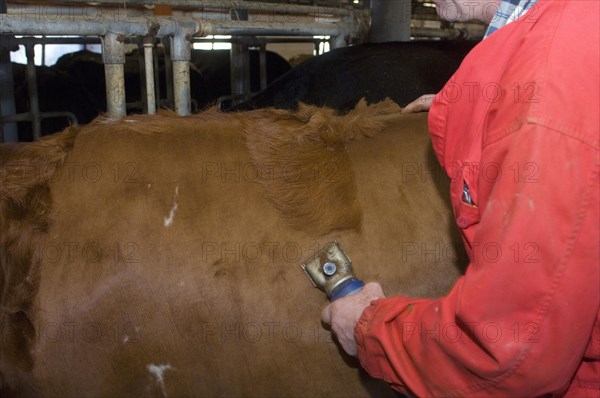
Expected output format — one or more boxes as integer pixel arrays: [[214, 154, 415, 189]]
[[0, 111, 77, 125], [7, 35, 329, 47], [39, 0, 356, 17], [9, 36, 101, 46], [0, 14, 347, 39], [199, 19, 346, 37], [0, 9, 351, 121], [0, 15, 199, 37]]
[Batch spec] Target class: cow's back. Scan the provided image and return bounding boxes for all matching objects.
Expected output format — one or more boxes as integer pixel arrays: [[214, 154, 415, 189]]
[[229, 41, 477, 113], [1, 103, 465, 397]]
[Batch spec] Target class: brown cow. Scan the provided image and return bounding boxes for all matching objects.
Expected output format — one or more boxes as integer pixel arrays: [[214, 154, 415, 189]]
[[0, 100, 466, 398]]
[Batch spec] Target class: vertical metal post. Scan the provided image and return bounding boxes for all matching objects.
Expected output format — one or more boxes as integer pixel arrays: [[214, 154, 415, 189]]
[[230, 9, 250, 106], [41, 40, 46, 66], [162, 37, 174, 111], [0, 44, 18, 143], [259, 44, 267, 91], [170, 31, 191, 116], [137, 40, 147, 112], [144, 38, 156, 115], [0, 0, 18, 142], [25, 43, 41, 140], [153, 44, 161, 110], [369, 0, 412, 42], [330, 34, 348, 50], [230, 41, 250, 104], [101, 32, 126, 118]]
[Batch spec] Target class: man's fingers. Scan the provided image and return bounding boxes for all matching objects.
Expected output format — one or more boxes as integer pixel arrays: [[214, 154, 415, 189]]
[[321, 303, 333, 325], [401, 94, 435, 114]]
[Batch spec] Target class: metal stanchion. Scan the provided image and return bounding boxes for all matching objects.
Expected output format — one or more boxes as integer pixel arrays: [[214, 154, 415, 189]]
[[24, 42, 41, 139], [170, 30, 192, 116], [144, 38, 156, 115], [101, 31, 126, 118]]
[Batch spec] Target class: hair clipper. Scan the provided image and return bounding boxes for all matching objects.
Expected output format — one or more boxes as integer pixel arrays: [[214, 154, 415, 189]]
[[300, 241, 364, 301]]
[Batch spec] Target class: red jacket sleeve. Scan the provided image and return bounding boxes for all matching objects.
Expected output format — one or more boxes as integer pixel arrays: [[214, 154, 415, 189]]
[[354, 123, 600, 397]]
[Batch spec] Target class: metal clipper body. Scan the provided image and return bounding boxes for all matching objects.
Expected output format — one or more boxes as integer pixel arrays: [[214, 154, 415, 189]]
[[300, 241, 364, 301]]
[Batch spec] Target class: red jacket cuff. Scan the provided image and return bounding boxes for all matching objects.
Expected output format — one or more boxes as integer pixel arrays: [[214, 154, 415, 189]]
[[354, 295, 418, 392]]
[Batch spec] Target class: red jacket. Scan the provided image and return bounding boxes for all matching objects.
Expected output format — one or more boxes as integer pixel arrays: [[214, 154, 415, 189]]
[[355, 1, 600, 396]]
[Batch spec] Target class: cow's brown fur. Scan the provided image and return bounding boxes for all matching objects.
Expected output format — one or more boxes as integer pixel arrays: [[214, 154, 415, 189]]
[[0, 102, 465, 397], [0, 128, 77, 397]]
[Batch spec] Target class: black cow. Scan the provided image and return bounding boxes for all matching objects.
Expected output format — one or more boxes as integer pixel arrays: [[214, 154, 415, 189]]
[[228, 40, 478, 113], [11, 62, 101, 142], [191, 48, 292, 106]]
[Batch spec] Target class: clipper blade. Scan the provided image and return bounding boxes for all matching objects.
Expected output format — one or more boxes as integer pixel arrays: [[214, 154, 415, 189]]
[[299, 241, 356, 298]]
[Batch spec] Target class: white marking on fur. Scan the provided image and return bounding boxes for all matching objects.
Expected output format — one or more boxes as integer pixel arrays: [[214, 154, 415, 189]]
[[123, 335, 129, 344], [147, 363, 174, 398], [164, 186, 180, 227]]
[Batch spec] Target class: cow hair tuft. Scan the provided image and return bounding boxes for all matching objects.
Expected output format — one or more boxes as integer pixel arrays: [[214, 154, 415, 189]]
[[243, 99, 401, 236]]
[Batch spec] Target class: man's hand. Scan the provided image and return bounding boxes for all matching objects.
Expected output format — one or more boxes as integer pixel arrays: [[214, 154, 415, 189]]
[[401, 94, 435, 113], [321, 282, 385, 356]]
